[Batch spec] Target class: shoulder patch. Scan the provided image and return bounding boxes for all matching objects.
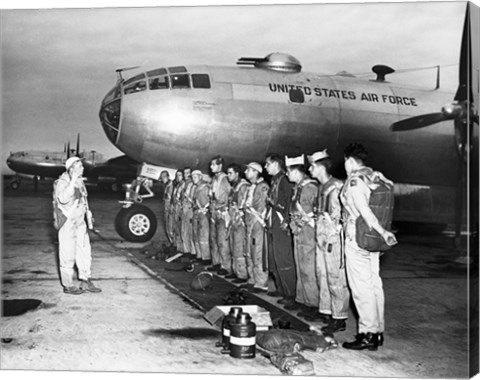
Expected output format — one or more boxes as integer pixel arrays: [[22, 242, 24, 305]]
[[350, 179, 357, 187]]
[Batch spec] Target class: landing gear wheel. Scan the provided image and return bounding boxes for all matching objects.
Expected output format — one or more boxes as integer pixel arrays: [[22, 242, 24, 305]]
[[115, 204, 157, 242]]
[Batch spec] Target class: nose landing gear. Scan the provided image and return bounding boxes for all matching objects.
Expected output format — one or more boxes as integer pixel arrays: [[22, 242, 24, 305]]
[[114, 165, 160, 243]]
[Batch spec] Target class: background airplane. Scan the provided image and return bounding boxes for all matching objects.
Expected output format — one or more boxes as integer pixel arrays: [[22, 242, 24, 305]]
[[6, 134, 140, 191], [98, 3, 478, 244]]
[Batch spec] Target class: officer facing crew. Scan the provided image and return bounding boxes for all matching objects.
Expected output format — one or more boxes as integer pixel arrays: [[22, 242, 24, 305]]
[[340, 142, 397, 351], [307, 150, 350, 334], [244, 162, 270, 292], [53, 156, 101, 295], [226, 164, 250, 283], [286, 155, 319, 317], [191, 170, 211, 264]]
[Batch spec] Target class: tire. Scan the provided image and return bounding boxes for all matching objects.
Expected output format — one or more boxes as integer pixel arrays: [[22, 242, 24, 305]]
[[115, 204, 157, 243]]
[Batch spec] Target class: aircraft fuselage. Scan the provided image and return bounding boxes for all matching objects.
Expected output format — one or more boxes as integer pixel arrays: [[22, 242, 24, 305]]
[[99, 63, 479, 224]]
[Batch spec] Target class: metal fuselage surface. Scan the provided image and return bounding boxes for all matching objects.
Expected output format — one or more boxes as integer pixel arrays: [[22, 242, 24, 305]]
[[100, 65, 479, 224]]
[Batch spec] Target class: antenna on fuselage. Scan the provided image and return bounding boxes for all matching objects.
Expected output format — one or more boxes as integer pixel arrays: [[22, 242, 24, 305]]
[[115, 66, 140, 83], [371, 65, 395, 82]]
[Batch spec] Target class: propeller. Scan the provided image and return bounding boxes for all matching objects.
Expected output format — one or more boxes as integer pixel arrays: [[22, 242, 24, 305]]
[[390, 3, 478, 247], [75, 133, 80, 157]]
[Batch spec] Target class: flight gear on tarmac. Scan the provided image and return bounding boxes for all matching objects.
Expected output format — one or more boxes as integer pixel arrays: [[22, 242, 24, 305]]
[[209, 172, 232, 273], [228, 178, 250, 281], [289, 178, 319, 309], [256, 328, 337, 374], [316, 177, 350, 322], [190, 271, 213, 290], [269, 352, 315, 376], [245, 177, 269, 289], [266, 171, 296, 303]]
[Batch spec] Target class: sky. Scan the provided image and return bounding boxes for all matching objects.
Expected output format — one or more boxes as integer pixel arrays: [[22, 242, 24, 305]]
[[0, 0, 470, 174]]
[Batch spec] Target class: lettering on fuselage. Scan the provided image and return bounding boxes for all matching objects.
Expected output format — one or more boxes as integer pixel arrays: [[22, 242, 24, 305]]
[[268, 83, 418, 106]]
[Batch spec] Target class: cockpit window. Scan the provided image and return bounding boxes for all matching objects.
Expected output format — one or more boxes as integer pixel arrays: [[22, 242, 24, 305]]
[[171, 74, 190, 89], [123, 73, 146, 94], [147, 68, 167, 77], [168, 66, 187, 74], [192, 74, 211, 89], [149, 76, 169, 90], [124, 80, 146, 94], [124, 73, 145, 86]]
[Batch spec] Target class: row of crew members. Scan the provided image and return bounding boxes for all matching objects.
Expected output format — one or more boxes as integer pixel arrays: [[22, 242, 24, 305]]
[[160, 143, 396, 351]]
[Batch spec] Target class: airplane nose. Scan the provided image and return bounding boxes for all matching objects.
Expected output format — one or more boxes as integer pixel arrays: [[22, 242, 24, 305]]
[[99, 83, 122, 145]]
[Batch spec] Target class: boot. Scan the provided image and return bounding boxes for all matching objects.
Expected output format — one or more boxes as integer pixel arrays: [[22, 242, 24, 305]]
[[80, 279, 102, 293], [321, 318, 346, 334], [63, 286, 85, 295], [304, 312, 331, 323], [343, 333, 379, 351], [297, 306, 317, 318]]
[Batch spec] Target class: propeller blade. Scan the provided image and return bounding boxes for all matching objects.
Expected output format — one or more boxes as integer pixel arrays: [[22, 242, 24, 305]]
[[66, 141, 71, 159], [454, 3, 472, 102], [390, 113, 449, 131], [76, 133, 80, 156]]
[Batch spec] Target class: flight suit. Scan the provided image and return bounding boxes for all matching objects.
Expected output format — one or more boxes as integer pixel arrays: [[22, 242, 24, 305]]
[[209, 172, 232, 272], [289, 177, 319, 308], [228, 178, 250, 280], [245, 178, 270, 288], [54, 172, 93, 288], [181, 179, 196, 255], [163, 180, 174, 245], [172, 180, 185, 251], [266, 171, 296, 300], [316, 177, 350, 319], [340, 166, 386, 334], [192, 180, 211, 261]]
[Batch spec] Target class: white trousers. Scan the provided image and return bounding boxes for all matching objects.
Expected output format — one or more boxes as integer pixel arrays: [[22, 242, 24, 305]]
[[345, 240, 384, 333], [58, 218, 92, 287]]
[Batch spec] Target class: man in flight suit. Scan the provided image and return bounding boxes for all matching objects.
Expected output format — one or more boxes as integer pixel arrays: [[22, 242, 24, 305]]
[[244, 162, 270, 292], [340, 143, 397, 351], [181, 167, 196, 258], [53, 156, 101, 295], [308, 150, 350, 333], [172, 170, 185, 252], [226, 163, 250, 283], [207, 156, 232, 276], [264, 153, 297, 309], [160, 170, 174, 246], [286, 154, 319, 318], [191, 170, 211, 264]]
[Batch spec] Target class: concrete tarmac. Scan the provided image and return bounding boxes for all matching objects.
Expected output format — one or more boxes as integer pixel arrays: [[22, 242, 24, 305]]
[[1, 181, 477, 377]]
